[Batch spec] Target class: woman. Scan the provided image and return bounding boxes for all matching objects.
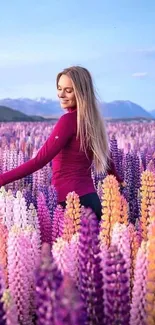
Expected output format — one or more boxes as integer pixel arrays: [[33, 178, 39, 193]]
[[0, 66, 123, 221]]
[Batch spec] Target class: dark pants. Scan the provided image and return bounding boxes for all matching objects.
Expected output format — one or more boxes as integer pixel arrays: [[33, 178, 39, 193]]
[[59, 192, 102, 222]]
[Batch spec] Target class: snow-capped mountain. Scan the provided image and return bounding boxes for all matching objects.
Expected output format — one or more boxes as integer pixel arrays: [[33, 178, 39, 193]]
[[0, 98, 61, 117], [100, 100, 153, 119], [151, 109, 155, 118], [0, 98, 153, 119]]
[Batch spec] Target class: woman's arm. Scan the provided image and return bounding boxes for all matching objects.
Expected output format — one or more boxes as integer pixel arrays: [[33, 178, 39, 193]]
[[0, 113, 74, 187]]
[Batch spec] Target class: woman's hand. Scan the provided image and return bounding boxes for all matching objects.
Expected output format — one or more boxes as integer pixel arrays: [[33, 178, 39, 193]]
[[120, 181, 127, 188]]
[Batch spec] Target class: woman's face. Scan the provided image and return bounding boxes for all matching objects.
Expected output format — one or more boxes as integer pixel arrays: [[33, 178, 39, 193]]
[[57, 74, 76, 109]]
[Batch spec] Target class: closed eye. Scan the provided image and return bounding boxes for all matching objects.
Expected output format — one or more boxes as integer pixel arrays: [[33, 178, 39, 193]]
[[57, 87, 73, 93]]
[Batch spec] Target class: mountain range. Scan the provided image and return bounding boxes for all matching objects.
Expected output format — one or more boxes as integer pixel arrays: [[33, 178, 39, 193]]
[[0, 98, 154, 120], [0, 106, 45, 122]]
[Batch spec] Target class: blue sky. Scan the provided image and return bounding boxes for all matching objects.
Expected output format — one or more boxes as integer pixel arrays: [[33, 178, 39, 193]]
[[0, 0, 155, 111]]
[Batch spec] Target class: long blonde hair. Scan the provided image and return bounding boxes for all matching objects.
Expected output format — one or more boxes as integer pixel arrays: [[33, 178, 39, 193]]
[[56, 66, 110, 174]]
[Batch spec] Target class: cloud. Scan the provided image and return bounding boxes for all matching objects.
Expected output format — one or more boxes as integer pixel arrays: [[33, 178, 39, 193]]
[[136, 48, 155, 54], [135, 48, 155, 60], [132, 72, 148, 78]]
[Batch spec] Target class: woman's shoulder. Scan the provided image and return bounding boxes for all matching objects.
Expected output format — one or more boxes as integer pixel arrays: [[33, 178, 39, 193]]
[[56, 111, 77, 132], [58, 110, 77, 124]]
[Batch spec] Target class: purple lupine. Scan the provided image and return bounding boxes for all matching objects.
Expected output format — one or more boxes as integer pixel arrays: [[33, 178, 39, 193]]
[[40, 164, 51, 187], [55, 274, 86, 325], [140, 150, 147, 170], [91, 163, 106, 190], [35, 243, 63, 325], [118, 148, 125, 182], [123, 153, 133, 202], [110, 136, 120, 175], [38, 185, 49, 204], [37, 185, 57, 221], [78, 207, 104, 325], [52, 205, 64, 244], [47, 185, 58, 221], [104, 245, 130, 325], [124, 153, 140, 224], [145, 152, 152, 168], [37, 192, 52, 244], [132, 154, 141, 217], [22, 187, 33, 209]]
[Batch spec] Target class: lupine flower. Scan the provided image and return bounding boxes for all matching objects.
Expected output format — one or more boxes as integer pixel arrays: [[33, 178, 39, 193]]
[[2, 190, 14, 231], [55, 274, 86, 325], [91, 163, 105, 190], [144, 221, 155, 325], [140, 171, 155, 240], [111, 223, 131, 281], [63, 192, 81, 242], [100, 175, 121, 246], [68, 233, 80, 286], [128, 223, 141, 290], [52, 205, 64, 244], [0, 222, 8, 286], [149, 204, 155, 223], [35, 243, 63, 325], [16, 150, 25, 190], [2, 289, 18, 325], [97, 180, 103, 201], [118, 148, 124, 182], [27, 203, 40, 234], [0, 267, 6, 325], [130, 241, 147, 325], [22, 186, 33, 209], [13, 191, 30, 229], [52, 233, 80, 285], [37, 192, 52, 244], [0, 188, 6, 225], [7, 225, 38, 324], [124, 153, 138, 223], [120, 195, 128, 225], [104, 245, 130, 325], [47, 185, 57, 220], [110, 136, 120, 175], [78, 207, 104, 325], [52, 237, 71, 275]]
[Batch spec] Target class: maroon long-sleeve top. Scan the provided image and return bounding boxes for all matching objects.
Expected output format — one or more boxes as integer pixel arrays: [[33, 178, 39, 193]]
[[0, 109, 122, 202]]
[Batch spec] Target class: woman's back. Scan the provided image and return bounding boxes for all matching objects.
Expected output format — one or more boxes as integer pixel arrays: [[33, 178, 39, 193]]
[[52, 109, 95, 202]]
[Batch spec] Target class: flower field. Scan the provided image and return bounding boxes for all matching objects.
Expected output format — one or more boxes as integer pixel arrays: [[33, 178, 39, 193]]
[[0, 120, 155, 325]]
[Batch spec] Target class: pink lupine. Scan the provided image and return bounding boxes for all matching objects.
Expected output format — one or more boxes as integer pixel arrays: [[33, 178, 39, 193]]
[[67, 233, 80, 285], [52, 237, 71, 275], [13, 191, 30, 229], [52, 205, 64, 244], [0, 266, 6, 324], [3, 190, 14, 231], [2, 289, 18, 325], [37, 192, 52, 244], [130, 242, 147, 325], [7, 226, 37, 325], [0, 222, 8, 286]]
